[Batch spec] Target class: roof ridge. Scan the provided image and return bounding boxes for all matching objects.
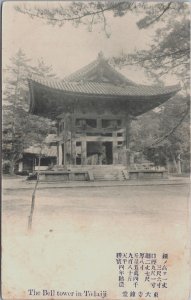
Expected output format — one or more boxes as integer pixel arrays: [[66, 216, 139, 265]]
[[63, 54, 136, 85], [64, 59, 99, 81], [103, 61, 136, 85]]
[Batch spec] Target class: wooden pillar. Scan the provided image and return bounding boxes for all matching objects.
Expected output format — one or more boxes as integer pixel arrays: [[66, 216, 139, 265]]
[[56, 142, 59, 165], [71, 140, 76, 165], [58, 142, 62, 165], [70, 114, 76, 165], [81, 141, 87, 165], [112, 132, 118, 165], [125, 115, 131, 167], [33, 157, 35, 172]]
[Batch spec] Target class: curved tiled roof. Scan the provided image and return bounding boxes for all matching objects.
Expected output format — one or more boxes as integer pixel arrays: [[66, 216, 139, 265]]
[[28, 53, 181, 118], [29, 75, 180, 97], [64, 57, 135, 85]]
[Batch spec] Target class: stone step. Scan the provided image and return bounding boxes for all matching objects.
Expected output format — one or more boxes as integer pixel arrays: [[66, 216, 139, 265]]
[[93, 170, 126, 181]]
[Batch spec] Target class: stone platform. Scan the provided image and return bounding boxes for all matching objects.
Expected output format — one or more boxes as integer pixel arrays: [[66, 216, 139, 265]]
[[37, 165, 168, 182], [2, 175, 189, 191], [129, 169, 168, 180]]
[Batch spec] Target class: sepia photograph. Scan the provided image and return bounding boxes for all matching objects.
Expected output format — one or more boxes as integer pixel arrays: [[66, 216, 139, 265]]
[[2, 1, 190, 299]]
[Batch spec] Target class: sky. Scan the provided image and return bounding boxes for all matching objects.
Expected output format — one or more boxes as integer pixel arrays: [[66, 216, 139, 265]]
[[2, 1, 178, 85]]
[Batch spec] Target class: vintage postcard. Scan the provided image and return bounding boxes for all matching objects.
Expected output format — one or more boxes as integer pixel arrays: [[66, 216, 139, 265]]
[[2, 1, 190, 300]]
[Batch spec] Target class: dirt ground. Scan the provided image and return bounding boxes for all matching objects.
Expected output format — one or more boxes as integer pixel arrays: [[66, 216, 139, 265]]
[[2, 182, 190, 300]]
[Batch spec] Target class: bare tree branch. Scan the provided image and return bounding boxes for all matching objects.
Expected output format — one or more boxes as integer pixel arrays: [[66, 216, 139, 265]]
[[137, 2, 172, 28], [116, 48, 190, 67], [150, 107, 189, 147], [15, 2, 126, 24]]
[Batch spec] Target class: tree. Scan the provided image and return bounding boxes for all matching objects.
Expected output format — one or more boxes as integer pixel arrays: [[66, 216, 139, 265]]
[[2, 49, 56, 174], [15, 1, 136, 37], [26, 115, 56, 231], [113, 9, 190, 88], [30, 57, 56, 78], [130, 95, 190, 173], [15, 2, 189, 41], [3, 49, 31, 174], [110, 2, 190, 172]]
